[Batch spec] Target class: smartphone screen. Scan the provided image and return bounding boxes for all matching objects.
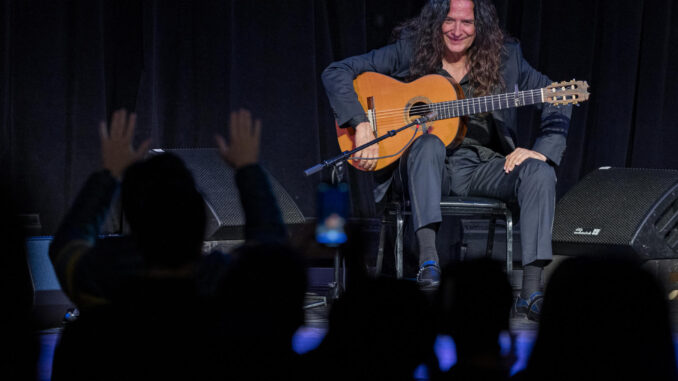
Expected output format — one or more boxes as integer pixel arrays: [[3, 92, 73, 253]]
[[315, 182, 349, 246]]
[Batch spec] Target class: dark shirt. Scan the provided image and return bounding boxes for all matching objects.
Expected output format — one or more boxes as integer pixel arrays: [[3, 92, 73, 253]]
[[444, 71, 504, 162]]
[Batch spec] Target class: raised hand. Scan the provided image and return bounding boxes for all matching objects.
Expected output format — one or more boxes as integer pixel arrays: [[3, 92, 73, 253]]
[[99, 109, 151, 179], [215, 109, 262, 169]]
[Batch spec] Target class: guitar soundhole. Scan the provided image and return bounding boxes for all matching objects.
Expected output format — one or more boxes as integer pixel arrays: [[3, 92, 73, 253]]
[[406, 100, 432, 124]]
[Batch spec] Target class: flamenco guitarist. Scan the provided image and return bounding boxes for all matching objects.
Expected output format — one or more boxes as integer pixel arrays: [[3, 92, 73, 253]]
[[322, 0, 572, 320]]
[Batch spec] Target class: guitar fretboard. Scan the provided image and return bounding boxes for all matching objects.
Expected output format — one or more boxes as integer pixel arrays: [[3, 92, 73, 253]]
[[430, 89, 544, 120]]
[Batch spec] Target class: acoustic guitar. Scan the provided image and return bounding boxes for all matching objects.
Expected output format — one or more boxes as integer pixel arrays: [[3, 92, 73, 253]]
[[336, 72, 589, 171]]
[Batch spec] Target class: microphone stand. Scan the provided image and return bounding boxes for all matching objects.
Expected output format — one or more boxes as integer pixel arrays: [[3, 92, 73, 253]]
[[303, 111, 436, 177], [303, 112, 436, 301]]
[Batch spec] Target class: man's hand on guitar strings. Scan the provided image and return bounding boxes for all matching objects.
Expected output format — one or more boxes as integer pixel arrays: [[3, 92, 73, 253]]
[[504, 148, 547, 173], [353, 122, 379, 171]]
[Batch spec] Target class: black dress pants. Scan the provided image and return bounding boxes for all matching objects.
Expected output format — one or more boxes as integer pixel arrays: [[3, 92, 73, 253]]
[[393, 134, 556, 265]]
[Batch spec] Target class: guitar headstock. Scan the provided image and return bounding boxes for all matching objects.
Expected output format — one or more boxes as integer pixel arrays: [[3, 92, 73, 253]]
[[544, 80, 590, 106]]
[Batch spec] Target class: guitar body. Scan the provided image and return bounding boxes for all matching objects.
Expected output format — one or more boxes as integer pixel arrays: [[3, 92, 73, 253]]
[[336, 72, 467, 171]]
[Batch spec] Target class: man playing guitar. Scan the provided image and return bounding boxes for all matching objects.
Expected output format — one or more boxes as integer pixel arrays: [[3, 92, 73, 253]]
[[322, 0, 573, 320]]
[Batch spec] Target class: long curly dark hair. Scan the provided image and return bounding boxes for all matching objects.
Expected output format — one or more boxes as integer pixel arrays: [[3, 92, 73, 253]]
[[394, 0, 505, 96]]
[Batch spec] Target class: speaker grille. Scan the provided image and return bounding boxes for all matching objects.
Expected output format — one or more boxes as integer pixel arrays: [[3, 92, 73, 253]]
[[159, 149, 305, 239], [553, 167, 678, 258], [554, 168, 678, 246]]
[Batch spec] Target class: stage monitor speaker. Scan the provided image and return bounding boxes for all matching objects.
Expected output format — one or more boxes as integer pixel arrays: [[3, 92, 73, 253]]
[[156, 148, 306, 240], [553, 167, 678, 259]]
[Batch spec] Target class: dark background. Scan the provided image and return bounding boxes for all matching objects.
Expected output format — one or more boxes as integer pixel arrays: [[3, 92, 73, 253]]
[[2, 0, 677, 234]]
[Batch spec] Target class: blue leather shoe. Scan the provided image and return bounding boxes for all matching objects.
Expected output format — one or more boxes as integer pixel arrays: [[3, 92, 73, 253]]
[[417, 261, 441, 290], [513, 291, 543, 321]]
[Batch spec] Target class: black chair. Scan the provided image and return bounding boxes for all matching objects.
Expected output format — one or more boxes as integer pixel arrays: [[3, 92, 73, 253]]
[[376, 196, 514, 278]]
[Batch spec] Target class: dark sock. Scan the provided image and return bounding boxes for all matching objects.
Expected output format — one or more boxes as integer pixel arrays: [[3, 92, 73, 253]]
[[520, 264, 543, 299], [416, 226, 439, 267]]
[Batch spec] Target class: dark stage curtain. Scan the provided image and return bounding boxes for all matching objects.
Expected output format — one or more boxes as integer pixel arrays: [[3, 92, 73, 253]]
[[2, 0, 678, 234]]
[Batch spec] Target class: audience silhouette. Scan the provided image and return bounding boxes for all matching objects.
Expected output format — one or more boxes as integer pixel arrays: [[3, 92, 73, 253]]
[[53, 154, 221, 380], [515, 255, 677, 381], [433, 258, 514, 381], [301, 277, 436, 381], [49, 108, 289, 380], [216, 243, 308, 380]]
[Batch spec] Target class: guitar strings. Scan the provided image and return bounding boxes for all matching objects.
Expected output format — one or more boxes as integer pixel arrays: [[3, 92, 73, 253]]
[[363, 102, 542, 127], [346, 91, 527, 161], [356, 79, 584, 119], [348, 125, 421, 161], [346, 85, 577, 163], [361, 89, 544, 120], [358, 89, 546, 137]]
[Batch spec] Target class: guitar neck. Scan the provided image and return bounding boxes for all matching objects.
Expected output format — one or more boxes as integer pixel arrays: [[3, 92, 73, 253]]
[[431, 88, 544, 120]]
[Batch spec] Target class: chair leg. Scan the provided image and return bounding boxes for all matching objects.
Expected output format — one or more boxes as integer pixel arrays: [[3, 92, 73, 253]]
[[395, 208, 404, 279], [505, 211, 513, 275], [376, 216, 386, 276], [485, 217, 497, 258], [329, 250, 343, 300]]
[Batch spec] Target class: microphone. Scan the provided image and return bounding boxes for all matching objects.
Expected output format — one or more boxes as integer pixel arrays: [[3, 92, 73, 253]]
[[414, 110, 438, 133], [413, 110, 438, 124]]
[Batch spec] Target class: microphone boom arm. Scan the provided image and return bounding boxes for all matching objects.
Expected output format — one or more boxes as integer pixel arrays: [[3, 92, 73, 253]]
[[304, 111, 437, 176]]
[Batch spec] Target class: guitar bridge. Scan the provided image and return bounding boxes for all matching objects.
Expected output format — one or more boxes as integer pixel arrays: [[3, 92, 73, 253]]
[[367, 96, 378, 137]]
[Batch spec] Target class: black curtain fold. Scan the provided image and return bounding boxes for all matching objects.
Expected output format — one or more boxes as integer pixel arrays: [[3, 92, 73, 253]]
[[632, 0, 678, 169], [1, 0, 12, 211], [2, 0, 678, 234]]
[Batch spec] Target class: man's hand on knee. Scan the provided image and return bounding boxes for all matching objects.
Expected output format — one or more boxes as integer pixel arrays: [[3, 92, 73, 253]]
[[504, 148, 546, 173]]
